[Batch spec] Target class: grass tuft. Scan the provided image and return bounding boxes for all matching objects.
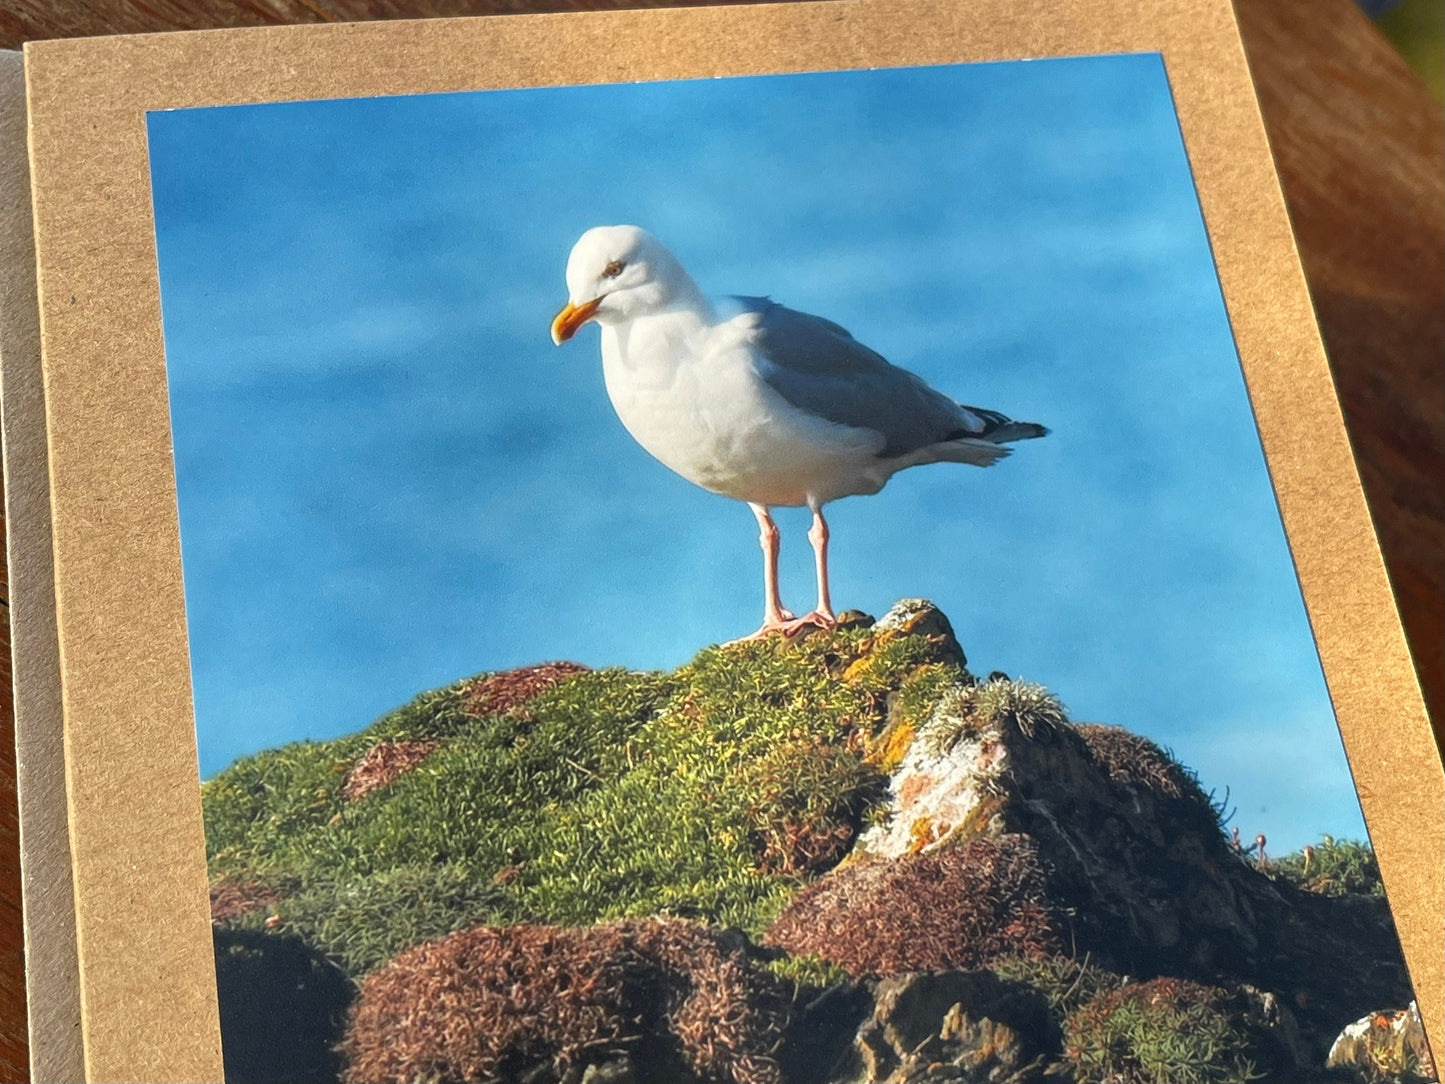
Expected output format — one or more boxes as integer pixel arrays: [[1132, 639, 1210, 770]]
[[921, 678, 1068, 755], [1269, 836, 1384, 898]]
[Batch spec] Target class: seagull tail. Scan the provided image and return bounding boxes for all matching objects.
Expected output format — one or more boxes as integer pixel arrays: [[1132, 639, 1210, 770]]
[[956, 404, 1050, 445], [916, 417, 1048, 468]]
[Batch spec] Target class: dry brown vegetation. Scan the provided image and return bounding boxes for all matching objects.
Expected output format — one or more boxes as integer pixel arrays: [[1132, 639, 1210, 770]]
[[764, 834, 1062, 976], [340, 739, 441, 802], [1075, 723, 1200, 804], [209, 880, 284, 923], [341, 917, 791, 1084], [461, 660, 590, 718]]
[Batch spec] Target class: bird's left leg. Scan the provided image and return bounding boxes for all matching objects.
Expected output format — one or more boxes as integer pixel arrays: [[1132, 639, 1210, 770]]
[[783, 505, 838, 633], [739, 503, 796, 639]]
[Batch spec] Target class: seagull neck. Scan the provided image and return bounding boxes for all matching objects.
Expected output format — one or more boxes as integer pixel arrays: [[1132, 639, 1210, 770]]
[[663, 277, 711, 320], [638, 286, 713, 333], [607, 299, 712, 371]]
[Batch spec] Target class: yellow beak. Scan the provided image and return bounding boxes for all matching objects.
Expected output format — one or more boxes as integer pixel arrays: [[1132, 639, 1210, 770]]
[[550, 298, 601, 345]]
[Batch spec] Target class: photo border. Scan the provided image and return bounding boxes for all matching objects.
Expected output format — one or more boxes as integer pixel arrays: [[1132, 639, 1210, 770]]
[[19, 0, 1442, 1076]]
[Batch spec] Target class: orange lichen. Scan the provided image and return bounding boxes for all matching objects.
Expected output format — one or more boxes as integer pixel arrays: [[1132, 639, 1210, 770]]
[[896, 772, 935, 811], [841, 638, 888, 684], [908, 816, 939, 853], [867, 717, 918, 773]]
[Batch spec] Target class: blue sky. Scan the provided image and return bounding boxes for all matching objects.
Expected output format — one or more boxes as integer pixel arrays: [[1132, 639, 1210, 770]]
[[147, 54, 1366, 852]]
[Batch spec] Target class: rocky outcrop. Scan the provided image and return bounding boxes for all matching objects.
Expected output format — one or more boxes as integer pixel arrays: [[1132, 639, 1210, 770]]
[[832, 972, 1063, 1084], [203, 600, 1424, 1084], [767, 655, 1412, 1058], [1327, 1002, 1438, 1083]]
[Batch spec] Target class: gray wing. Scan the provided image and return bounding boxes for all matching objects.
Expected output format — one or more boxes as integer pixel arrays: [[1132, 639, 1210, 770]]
[[735, 297, 1007, 459]]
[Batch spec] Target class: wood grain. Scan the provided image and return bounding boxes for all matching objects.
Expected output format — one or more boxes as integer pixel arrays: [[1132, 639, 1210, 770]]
[[1234, 0, 1445, 741], [0, 495, 24, 1081], [0, 0, 1439, 1079]]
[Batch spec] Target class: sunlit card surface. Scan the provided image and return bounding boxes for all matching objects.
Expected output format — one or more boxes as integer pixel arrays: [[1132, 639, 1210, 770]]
[[15, 3, 1441, 1080]]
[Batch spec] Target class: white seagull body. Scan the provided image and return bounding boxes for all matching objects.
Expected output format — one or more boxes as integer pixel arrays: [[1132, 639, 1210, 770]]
[[551, 225, 1047, 638]]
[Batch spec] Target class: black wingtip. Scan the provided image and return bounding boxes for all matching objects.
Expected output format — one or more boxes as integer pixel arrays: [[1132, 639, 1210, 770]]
[[991, 420, 1049, 443]]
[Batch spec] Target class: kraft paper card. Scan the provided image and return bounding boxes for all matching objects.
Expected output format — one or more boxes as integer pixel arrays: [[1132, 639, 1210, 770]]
[[3, 2, 1441, 1081]]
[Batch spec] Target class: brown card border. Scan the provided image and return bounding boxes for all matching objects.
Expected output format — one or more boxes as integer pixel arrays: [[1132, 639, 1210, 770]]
[[0, 49, 85, 1084], [20, 1, 1443, 1076]]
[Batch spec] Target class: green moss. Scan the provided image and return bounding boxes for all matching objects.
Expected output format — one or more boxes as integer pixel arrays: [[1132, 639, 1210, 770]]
[[1269, 837, 1384, 898], [204, 629, 943, 981], [840, 627, 957, 696], [204, 668, 676, 883], [362, 680, 481, 742], [203, 736, 373, 878], [266, 864, 518, 977]]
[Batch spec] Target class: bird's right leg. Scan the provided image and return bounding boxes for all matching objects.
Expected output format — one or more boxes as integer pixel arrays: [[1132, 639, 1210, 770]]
[[743, 503, 795, 638], [781, 505, 838, 634]]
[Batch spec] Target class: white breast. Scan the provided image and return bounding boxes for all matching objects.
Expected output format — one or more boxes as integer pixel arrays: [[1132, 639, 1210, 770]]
[[600, 312, 885, 507]]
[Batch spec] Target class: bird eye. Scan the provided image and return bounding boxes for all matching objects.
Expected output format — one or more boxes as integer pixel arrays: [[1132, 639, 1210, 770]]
[[603, 260, 625, 278]]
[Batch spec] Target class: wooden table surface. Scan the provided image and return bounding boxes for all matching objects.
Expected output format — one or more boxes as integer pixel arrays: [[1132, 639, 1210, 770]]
[[0, 0, 1440, 1077]]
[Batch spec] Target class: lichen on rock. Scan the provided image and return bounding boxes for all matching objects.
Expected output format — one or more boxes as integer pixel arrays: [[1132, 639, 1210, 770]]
[[848, 678, 1066, 861], [1327, 1002, 1437, 1084]]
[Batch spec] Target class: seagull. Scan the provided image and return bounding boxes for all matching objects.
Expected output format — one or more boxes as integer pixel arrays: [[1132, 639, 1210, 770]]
[[550, 225, 1047, 639]]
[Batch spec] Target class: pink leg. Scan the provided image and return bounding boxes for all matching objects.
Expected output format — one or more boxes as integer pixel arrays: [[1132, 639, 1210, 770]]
[[782, 506, 838, 634], [739, 504, 795, 639]]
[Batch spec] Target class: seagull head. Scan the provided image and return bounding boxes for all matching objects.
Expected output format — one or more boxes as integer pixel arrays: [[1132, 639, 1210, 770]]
[[550, 225, 702, 344]]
